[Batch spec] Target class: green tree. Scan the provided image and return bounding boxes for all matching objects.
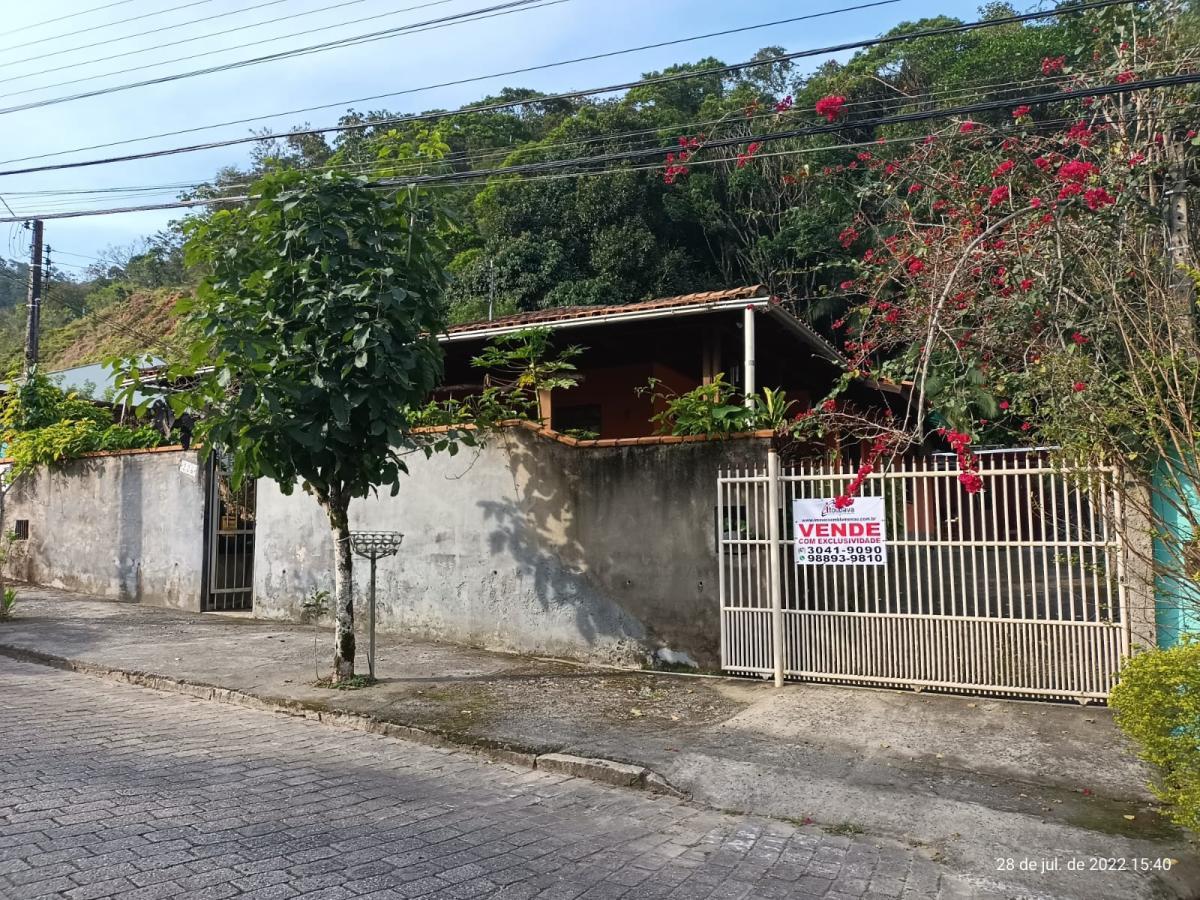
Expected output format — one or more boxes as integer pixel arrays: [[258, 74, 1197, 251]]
[[140, 170, 454, 681]]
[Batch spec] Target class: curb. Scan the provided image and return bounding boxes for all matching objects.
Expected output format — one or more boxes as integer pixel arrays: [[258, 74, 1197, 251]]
[[0, 643, 689, 801]]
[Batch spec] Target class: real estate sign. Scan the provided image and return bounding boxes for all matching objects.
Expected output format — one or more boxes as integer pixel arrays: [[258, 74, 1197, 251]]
[[793, 496, 887, 566]]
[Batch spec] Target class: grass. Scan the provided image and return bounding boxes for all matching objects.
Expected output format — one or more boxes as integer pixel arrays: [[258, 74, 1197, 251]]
[[311, 675, 378, 691], [823, 822, 865, 837]]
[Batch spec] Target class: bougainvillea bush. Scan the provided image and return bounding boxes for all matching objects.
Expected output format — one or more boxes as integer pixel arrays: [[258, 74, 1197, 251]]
[[663, 1, 1200, 825]]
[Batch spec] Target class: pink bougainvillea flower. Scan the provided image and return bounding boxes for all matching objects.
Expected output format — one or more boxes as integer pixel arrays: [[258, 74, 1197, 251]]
[[1029, 197, 1044, 209], [839, 279, 856, 291], [1073, 381, 1088, 392], [906, 257, 926, 276], [1116, 70, 1137, 84], [1012, 105, 1032, 118], [1020, 279, 1034, 292], [774, 95, 794, 113], [1072, 332, 1090, 345], [959, 121, 978, 133], [838, 226, 859, 249], [815, 95, 846, 122], [988, 185, 1011, 207], [1021, 422, 1033, 431], [992, 160, 1015, 178], [999, 400, 1011, 410]]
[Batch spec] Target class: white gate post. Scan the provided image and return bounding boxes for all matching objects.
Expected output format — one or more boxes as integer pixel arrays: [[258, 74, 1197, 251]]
[[767, 447, 784, 687]]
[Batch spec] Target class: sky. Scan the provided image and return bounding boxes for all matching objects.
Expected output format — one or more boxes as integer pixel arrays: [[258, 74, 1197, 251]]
[[0, 0, 961, 268]]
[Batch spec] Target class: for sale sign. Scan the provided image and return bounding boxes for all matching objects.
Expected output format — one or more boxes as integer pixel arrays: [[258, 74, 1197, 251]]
[[793, 496, 887, 566]]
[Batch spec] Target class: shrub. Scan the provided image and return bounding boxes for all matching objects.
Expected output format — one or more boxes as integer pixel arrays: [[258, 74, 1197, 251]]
[[0, 588, 15, 620], [1110, 639, 1200, 831], [0, 371, 166, 476]]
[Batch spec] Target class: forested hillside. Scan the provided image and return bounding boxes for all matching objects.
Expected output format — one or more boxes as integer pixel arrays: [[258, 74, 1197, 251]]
[[0, 3, 1123, 368]]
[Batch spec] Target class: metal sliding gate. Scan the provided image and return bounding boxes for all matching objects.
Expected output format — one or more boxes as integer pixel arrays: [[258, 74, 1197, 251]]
[[718, 451, 1131, 701], [202, 457, 257, 612]]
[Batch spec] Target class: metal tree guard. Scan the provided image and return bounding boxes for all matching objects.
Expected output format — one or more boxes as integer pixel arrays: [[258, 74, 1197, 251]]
[[349, 531, 403, 679]]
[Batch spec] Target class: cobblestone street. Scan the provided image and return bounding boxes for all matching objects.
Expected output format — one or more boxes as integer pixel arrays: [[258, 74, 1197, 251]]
[[0, 656, 1012, 900]]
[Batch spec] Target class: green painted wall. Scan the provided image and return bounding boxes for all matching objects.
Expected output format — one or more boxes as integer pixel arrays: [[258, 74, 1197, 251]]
[[1152, 457, 1200, 647]]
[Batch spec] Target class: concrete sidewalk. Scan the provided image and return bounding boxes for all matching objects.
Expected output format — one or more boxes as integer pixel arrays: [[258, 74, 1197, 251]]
[[1, 586, 1196, 899]]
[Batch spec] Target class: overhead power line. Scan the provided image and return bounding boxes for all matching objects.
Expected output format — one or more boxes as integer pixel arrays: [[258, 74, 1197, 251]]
[[0, 0, 464, 93], [2, 0, 139, 39], [0, 0, 1141, 177], [0, 0, 218, 56], [0, 0, 568, 116], [0, 65, 1134, 208], [3, 67, 1160, 212], [0, 0, 297, 71], [0, 0, 902, 170], [2, 70, 1194, 223]]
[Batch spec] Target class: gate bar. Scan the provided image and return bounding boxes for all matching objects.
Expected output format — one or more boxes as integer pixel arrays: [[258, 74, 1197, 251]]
[[767, 447, 784, 687]]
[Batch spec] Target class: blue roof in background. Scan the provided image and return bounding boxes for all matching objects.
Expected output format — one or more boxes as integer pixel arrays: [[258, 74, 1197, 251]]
[[1, 359, 165, 407]]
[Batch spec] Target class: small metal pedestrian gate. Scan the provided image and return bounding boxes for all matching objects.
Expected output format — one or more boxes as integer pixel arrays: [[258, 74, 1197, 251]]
[[718, 451, 1130, 701], [202, 458, 256, 612]]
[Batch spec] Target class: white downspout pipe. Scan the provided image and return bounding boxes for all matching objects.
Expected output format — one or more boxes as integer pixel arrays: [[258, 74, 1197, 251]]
[[743, 305, 756, 408]]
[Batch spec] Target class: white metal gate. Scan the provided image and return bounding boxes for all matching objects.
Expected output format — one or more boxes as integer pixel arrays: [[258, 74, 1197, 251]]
[[718, 450, 1131, 701]]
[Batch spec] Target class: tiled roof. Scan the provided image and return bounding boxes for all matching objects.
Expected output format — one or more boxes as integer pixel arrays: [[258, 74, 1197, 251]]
[[444, 286, 767, 334]]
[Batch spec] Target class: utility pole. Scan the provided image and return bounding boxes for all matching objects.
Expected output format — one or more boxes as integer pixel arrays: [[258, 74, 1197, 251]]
[[23, 219, 43, 375], [1164, 158, 1195, 344]]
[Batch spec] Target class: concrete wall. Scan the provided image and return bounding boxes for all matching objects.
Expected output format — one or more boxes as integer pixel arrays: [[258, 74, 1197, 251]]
[[254, 428, 769, 666], [4, 448, 207, 610]]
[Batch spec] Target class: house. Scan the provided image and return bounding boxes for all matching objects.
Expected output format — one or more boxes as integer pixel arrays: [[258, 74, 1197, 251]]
[[0, 286, 911, 670], [437, 285, 863, 439]]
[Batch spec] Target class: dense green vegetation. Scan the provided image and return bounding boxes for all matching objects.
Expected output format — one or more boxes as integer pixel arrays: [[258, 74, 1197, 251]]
[[0, 3, 1098, 368]]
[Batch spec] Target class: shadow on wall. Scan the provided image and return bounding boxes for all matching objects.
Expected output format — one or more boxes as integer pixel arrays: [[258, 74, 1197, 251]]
[[115, 456, 144, 601], [476, 431, 649, 662]]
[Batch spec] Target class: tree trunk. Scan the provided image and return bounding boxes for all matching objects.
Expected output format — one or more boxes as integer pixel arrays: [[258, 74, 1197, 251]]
[[326, 489, 355, 681]]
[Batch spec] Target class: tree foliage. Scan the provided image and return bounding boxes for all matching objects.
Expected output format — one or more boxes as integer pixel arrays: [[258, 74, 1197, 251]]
[[0, 371, 164, 477]]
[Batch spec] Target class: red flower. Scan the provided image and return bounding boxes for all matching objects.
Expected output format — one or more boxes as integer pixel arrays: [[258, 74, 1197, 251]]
[[833, 495, 854, 510], [1065, 121, 1094, 146], [1073, 381, 1088, 392], [988, 185, 1010, 207], [959, 121, 978, 133], [1085, 187, 1116, 210], [838, 226, 859, 249], [1029, 197, 1043, 209], [1012, 105, 1032, 118], [1020, 278, 1034, 292], [1072, 332, 1089, 345], [1034, 156, 1052, 170], [775, 95, 793, 113], [736, 141, 762, 169], [1058, 182, 1084, 200], [992, 160, 1015, 178], [1129, 153, 1146, 167], [906, 257, 926, 276], [999, 400, 1010, 410], [1021, 421, 1033, 431], [1116, 70, 1137, 84], [839, 280, 856, 291], [907, 182, 924, 195], [1057, 160, 1099, 183], [959, 472, 984, 494], [1041, 56, 1066, 76], [815, 95, 846, 123]]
